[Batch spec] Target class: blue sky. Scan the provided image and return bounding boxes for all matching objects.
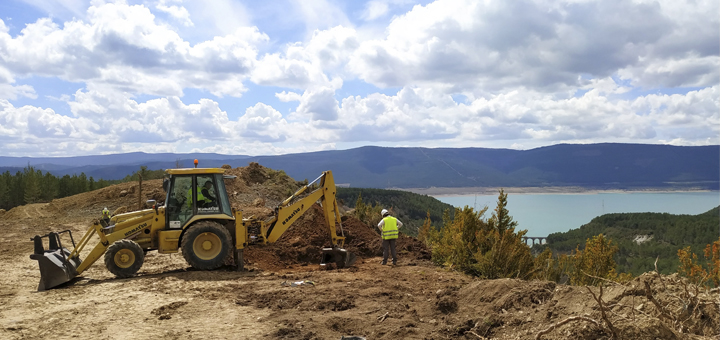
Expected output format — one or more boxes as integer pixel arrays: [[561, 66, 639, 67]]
[[0, 0, 717, 156]]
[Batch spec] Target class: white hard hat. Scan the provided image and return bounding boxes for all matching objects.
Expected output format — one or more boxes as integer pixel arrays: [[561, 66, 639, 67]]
[[381, 209, 388, 216]]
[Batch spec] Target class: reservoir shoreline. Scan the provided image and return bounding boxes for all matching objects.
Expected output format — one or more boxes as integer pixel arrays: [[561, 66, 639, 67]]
[[397, 186, 716, 197], [430, 191, 719, 237]]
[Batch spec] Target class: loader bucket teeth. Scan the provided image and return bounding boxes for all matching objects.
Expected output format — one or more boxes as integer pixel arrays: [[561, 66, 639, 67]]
[[30, 233, 81, 291], [320, 247, 357, 268]]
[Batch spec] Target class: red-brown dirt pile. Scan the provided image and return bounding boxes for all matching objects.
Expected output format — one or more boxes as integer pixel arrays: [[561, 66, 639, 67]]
[[243, 205, 431, 271], [341, 215, 431, 260], [223, 162, 302, 220]]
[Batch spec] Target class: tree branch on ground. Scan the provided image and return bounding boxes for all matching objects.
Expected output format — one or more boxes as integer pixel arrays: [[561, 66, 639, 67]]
[[654, 256, 667, 291], [643, 280, 675, 322], [465, 330, 486, 339], [534, 315, 601, 340], [585, 285, 618, 338]]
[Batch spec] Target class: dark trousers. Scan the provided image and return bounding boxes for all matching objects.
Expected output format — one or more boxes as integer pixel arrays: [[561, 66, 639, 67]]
[[382, 239, 397, 264]]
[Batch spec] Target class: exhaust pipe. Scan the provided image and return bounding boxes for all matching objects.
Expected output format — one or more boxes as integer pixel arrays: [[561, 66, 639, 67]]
[[30, 231, 82, 291]]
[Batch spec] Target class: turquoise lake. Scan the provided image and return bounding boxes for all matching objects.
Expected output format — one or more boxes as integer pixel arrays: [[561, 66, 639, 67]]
[[435, 191, 720, 237]]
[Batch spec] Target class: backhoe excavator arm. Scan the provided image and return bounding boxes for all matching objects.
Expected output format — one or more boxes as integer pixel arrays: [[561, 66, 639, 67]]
[[263, 171, 345, 247]]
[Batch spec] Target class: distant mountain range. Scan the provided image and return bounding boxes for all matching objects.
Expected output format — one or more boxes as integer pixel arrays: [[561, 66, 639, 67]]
[[1, 144, 718, 189], [0, 152, 250, 180]]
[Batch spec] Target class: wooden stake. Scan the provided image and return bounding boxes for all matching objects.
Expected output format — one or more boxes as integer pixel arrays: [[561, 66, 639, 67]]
[[138, 174, 142, 211]]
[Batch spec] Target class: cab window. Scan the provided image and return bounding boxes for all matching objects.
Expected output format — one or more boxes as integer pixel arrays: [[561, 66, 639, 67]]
[[196, 175, 220, 215], [166, 175, 193, 228], [216, 174, 232, 217]]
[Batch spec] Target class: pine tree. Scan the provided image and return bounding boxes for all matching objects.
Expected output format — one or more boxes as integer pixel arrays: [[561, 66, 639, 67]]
[[354, 193, 367, 222], [58, 175, 71, 197], [78, 173, 88, 193], [428, 190, 535, 280], [40, 170, 57, 202], [9, 170, 24, 208], [139, 166, 150, 180], [471, 189, 533, 279], [704, 237, 720, 287], [533, 248, 561, 281], [487, 189, 518, 235], [418, 211, 441, 246], [567, 234, 628, 286], [431, 206, 488, 273], [0, 172, 9, 210], [23, 166, 42, 204]]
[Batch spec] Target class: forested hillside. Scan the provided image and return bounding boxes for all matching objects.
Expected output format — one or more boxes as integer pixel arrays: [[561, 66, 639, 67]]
[[248, 143, 719, 189], [544, 206, 720, 275], [336, 188, 454, 236], [0, 166, 116, 211], [3, 143, 718, 188], [0, 166, 164, 211]]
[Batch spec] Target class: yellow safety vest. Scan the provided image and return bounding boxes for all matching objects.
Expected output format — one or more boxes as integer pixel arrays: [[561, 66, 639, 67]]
[[187, 186, 207, 207], [381, 216, 399, 240]]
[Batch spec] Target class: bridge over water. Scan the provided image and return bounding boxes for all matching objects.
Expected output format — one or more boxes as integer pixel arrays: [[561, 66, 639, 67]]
[[522, 236, 547, 246]]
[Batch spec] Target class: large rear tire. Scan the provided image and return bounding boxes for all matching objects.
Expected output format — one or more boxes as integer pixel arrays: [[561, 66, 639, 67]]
[[181, 221, 232, 270], [104, 239, 145, 278]]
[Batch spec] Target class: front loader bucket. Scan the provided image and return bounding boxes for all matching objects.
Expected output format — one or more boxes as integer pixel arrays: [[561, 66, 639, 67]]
[[30, 232, 81, 291], [320, 247, 357, 268]]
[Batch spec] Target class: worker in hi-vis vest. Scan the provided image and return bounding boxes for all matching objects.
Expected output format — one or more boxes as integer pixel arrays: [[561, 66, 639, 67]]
[[377, 209, 403, 265], [187, 181, 216, 208], [101, 207, 111, 227]]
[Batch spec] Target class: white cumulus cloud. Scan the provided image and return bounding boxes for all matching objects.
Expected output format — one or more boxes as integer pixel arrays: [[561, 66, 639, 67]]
[[156, 0, 193, 27], [0, 0, 716, 156]]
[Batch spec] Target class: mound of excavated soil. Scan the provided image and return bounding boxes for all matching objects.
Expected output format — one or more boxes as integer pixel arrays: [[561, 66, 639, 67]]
[[224, 162, 302, 214], [0, 180, 167, 231], [243, 205, 431, 271], [341, 215, 431, 260]]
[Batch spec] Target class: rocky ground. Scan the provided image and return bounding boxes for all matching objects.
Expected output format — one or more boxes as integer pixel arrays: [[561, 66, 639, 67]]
[[0, 164, 717, 339]]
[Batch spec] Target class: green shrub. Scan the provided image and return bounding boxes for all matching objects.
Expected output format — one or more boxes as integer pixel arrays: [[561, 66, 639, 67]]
[[428, 189, 534, 279]]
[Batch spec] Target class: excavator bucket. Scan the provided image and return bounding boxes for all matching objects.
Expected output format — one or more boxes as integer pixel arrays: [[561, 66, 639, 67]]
[[30, 231, 82, 291], [320, 247, 357, 268]]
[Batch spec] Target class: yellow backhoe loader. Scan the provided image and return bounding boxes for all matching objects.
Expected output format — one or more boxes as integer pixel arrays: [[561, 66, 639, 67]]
[[30, 167, 356, 291]]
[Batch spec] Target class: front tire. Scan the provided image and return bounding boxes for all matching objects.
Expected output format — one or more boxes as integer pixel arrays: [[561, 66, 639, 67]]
[[104, 239, 145, 278], [181, 221, 232, 270]]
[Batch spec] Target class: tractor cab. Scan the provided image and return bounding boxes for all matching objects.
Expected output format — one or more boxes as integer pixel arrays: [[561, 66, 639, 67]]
[[163, 168, 233, 229]]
